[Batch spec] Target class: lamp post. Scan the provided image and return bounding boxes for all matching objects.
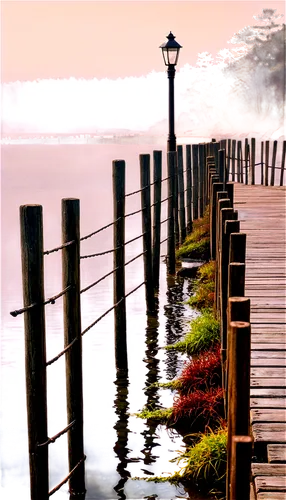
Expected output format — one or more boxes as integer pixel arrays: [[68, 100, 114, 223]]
[[160, 32, 182, 152]]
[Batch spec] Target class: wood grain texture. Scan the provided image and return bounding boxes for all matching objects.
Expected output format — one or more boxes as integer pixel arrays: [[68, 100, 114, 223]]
[[268, 445, 286, 464]]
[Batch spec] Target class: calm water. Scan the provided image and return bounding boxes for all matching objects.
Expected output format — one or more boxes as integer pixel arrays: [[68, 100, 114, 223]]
[[1, 144, 203, 500]]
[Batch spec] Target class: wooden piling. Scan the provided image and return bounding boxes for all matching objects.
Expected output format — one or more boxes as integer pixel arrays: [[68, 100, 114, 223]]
[[227, 321, 251, 500], [226, 182, 234, 208], [192, 144, 199, 220], [210, 182, 223, 259], [228, 263, 245, 298], [177, 145, 186, 242], [167, 152, 176, 274], [230, 436, 253, 500], [270, 140, 277, 186], [245, 139, 249, 185], [152, 151, 162, 289], [198, 144, 205, 217], [20, 204, 49, 500], [280, 140, 286, 186], [251, 138, 256, 185], [230, 233, 246, 263], [265, 140, 270, 186], [140, 154, 155, 313], [219, 149, 226, 189], [186, 144, 193, 233], [62, 198, 85, 495], [261, 141, 264, 185], [173, 152, 179, 245], [113, 161, 127, 369], [237, 141, 241, 183], [227, 139, 231, 181], [231, 140, 236, 181]]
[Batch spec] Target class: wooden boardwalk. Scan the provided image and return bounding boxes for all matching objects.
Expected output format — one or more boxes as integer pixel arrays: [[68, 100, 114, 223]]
[[234, 184, 286, 499]]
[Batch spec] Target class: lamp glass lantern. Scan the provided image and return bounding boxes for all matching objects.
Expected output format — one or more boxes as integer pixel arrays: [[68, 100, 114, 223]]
[[160, 32, 182, 66]]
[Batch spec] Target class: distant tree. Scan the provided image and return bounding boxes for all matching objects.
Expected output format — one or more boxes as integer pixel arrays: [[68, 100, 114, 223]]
[[225, 14, 285, 118]]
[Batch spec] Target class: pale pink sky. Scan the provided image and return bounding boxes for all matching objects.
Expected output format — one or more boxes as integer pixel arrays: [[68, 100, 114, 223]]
[[1, 0, 285, 82]]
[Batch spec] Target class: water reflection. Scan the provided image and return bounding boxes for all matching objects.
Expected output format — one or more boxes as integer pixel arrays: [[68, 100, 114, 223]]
[[113, 369, 131, 500], [141, 303, 161, 468], [164, 274, 186, 380]]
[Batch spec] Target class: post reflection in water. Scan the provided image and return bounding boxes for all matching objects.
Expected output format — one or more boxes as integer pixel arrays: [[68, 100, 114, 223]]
[[141, 301, 162, 468], [113, 369, 131, 500], [164, 274, 186, 380]]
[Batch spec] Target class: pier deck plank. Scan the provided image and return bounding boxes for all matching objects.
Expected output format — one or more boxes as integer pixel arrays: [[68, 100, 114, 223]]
[[235, 184, 286, 499]]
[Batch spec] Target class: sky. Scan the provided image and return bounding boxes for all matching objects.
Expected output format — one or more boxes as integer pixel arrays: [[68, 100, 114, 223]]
[[1, 0, 285, 82]]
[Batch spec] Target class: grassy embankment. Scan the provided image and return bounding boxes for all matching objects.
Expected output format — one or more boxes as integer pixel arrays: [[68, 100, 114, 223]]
[[135, 207, 227, 498]]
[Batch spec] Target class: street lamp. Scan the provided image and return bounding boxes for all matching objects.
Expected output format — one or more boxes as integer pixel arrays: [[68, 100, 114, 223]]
[[160, 32, 182, 152]]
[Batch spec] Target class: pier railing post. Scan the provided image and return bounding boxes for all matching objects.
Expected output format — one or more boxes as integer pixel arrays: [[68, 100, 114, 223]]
[[152, 150, 162, 289], [251, 137, 256, 185], [270, 140, 277, 186], [20, 204, 49, 500], [231, 140, 236, 181], [245, 138, 249, 185], [210, 182, 223, 260], [230, 436, 253, 500], [113, 160, 127, 369], [62, 198, 85, 495], [199, 143, 205, 217], [167, 151, 176, 274], [140, 154, 155, 313], [177, 145, 186, 242], [261, 141, 264, 185], [265, 140, 270, 186], [192, 144, 199, 220], [227, 320, 251, 500], [186, 144, 193, 233], [280, 140, 286, 186]]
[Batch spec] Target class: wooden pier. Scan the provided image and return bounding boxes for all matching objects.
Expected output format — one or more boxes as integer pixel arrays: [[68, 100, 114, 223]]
[[234, 183, 286, 499]]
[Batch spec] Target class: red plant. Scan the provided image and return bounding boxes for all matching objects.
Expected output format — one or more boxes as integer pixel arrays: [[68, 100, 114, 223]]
[[169, 387, 224, 433], [178, 345, 222, 395]]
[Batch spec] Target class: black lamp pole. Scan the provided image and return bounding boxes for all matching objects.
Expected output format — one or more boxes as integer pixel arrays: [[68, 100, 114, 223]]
[[160, 32, 182, 152], [167, 64, 176, 152]]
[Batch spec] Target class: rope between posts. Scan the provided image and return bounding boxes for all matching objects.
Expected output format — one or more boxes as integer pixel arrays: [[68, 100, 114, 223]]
[[160, 217, 170, 225], [44, 240, 75, 255], [48, 455, 86, 497], [124, 233, 145, 246], [80, 268, 118, 295], [124, 251, 146, 267], [37, 420, 76, 447], [80, 246, 121, 259], [46, 337, 78, 366], [81, 282, 146, 336], [161, 175, 171, 182], [125, 208, 142, 218], [160, 237, 169, 244], [80, 218, 120, 241], [10, 285, 73, 317]]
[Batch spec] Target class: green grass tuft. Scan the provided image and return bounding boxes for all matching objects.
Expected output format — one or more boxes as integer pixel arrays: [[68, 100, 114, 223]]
[[165, 310, 220, 355], [133, 427, 227, 496], [176, 237, 210, 260], [134, 407, 172, 423], [187, 261, 216, 310]]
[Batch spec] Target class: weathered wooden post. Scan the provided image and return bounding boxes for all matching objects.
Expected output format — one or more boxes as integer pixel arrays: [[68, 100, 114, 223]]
[[230, 436, 253, 500], [215, 196, 231, 312], [152, 150, 162, 289], [261, 141, 264, 185], [174, 152, 179, 245], [140, 154, 155, 313], [199, 143, 205, 217], [228, 263, 245, 298], [280, 140, 286, 187], [186, 144, 193, 233], [231, 140, 236, 181], [167, 151, 176, 274], [219, 149, 226, 189], [227, 139, 231, 181], [20, 204, 49, 500], [62, 198, 85, 495], [230, 233, 246, 263], [265, 140, 270, 186], [226, 182, 234, 208], [251, 137, 256, 185], [192, 144, 199, 220], [227, 320, 251, 500], [244, 138, 249, 185], [113, 160, 127, 369], [270, 140, 278, 186], [237, 141, 241, 183], [177, 145, 186, 242], [210, 182, 223, 260]]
